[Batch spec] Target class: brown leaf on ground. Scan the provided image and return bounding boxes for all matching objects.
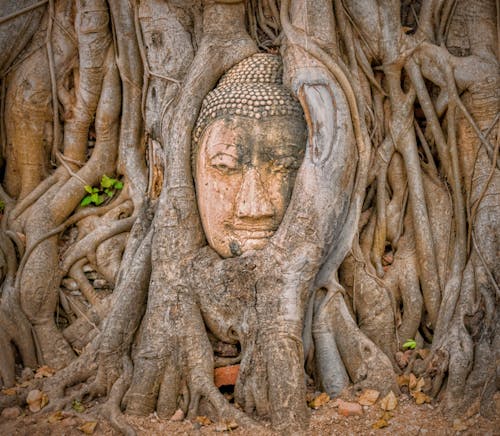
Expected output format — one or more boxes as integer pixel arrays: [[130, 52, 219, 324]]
[[195, 416, 212, 426], [308, 392, 330, 409], [414, 377, 425, 392], [78, 421, 98, 434], [372, 418, 390, 429], [1, 388, 17, 396], [47, 411, 64, 423], [372, 411, 393, 429], [412, 391, 432, 405], [34, 365, 55, 379], [379, 391, 398, 411], [397, 374, 410, 387], [409, 375, 426, 396], [358, 389, 380, 406], [409, 373, 418, 390], [26, 389, 48, 412]]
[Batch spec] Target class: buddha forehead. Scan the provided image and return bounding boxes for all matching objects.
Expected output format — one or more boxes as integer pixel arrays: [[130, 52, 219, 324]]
[[202, 115, 305, 163]]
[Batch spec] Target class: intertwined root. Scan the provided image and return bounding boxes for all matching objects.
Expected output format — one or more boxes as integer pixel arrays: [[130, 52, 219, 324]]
[[0, 0, 498, 433]]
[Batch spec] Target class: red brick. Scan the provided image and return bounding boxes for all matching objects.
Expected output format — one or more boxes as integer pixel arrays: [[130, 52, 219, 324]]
[[214, 364, 239, 387]]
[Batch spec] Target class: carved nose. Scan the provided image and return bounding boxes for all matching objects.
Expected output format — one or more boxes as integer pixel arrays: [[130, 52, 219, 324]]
[[235, 168, 274, 219]]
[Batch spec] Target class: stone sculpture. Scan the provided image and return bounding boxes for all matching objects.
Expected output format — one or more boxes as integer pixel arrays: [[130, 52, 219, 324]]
[[193, 54, 306, 257]]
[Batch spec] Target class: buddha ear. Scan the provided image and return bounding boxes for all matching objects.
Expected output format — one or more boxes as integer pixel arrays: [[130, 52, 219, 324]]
[[297, 84, 336, 165]]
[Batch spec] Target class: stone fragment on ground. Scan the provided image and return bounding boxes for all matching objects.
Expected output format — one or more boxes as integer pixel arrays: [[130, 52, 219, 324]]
[[1, 406, 21, 419], [334, 399, 363, 416], [170, 409, 184, 422]]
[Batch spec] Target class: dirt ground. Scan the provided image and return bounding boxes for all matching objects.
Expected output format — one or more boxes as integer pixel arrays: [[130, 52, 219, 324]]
[[1, 387, 499, 436]]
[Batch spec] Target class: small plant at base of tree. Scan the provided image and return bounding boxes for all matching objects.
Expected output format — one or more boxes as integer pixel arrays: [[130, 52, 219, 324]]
[[403, 339, 417, 350], [81, 175, 123, 207]]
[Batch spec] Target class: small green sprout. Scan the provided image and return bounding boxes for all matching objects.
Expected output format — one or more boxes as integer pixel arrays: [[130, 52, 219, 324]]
[[403, 338, 417, 350], [81, 175, 123, 207], [0, 200, 4, 213]]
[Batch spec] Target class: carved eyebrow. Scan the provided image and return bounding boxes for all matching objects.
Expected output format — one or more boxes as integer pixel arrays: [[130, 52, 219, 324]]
[[262, 143, 304, 157], [206, 142, 238, 159]]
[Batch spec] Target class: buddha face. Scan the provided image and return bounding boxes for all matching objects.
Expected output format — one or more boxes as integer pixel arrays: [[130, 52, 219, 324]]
[[195, 115, 306, 258]]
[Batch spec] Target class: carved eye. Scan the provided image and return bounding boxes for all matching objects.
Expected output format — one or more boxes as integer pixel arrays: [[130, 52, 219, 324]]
[[210, 153, 239, 174], [271, 156, 299, 173]]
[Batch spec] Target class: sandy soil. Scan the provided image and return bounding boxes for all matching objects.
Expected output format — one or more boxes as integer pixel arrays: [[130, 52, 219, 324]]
[[1, 388, 499, 436]]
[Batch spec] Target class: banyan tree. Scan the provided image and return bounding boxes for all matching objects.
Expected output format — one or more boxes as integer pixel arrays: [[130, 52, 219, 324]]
[[0, 0, 498, 434]]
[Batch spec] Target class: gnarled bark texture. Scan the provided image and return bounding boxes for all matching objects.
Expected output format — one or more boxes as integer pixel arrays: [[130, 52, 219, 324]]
[[0, 0, 498, 434]]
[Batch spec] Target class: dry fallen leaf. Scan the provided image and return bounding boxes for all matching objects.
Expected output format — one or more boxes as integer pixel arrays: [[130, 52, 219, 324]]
[[214, 420, 238, 432], [412, 391, 432, 405], [397, 374, 410, 387], [409, 373, 418, 390], [2, 387, 17, 396], [414, 377, 425, 392], [35, 365, 55, 379], [372, 418, 390, 429], [379, 391, 398, 411], [358, 389, 380, 406], [78, 421, 98, 434], [48, 411, 64, 423], [226, 420, 238, 430], [196, 415, 212, 426], [372, 411, 393, 429], [26, 389, 49, 412], [308, 392, 330, 409]]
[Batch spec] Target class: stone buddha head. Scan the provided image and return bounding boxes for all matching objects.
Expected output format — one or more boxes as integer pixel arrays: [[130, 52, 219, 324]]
[[193, 54, 306, 258]]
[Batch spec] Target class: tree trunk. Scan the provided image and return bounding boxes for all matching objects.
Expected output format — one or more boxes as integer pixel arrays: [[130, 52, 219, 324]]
[[0, 0, 498, 433]]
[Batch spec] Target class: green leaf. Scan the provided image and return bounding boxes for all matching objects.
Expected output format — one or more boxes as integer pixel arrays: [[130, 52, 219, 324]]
[[105, 188, 114, 197], [72, 400, 85, 413], [403, 339, 417, 350], [84, 185, 93, 194], [90, 192, 99, 204], [113, 181, 123, 190], [92, 187, 99, 193], [101, 174, 114, 188], [80, 196, 92, 206]]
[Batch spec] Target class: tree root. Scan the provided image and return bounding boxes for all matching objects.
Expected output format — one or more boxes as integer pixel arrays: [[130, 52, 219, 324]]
[[323, 287, 399, 395]]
